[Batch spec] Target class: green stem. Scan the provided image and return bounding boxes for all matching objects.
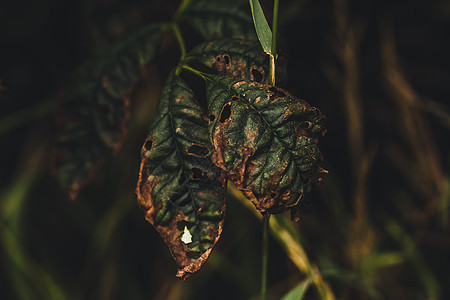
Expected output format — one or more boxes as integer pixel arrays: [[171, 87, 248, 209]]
[[172, 23, 186, 61], [261, 213, 270, 300], [271, 0, 279, 56], [269, 0, 279, 86], [173, 0, 191, 21], [269, 54, 275, 86], [179, 64, 206, 80]]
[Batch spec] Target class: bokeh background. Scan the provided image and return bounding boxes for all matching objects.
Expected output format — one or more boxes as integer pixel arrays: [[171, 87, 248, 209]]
[[1, 0, 449, 299]]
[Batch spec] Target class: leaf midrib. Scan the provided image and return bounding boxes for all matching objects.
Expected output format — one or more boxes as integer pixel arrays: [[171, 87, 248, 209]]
[[167, 78, 202, 210]]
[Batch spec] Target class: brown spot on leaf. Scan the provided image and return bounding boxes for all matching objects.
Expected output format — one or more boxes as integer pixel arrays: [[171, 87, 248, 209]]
[[269, 87, 286, 102], [212, 54, 232, 74], [230, 58, 246, 79], [211, 127, 228, 173], [201, 114, 209, 123], [136, 155, 160, 210], [175, 95, 186, 102], [245, 127, 258, 143]]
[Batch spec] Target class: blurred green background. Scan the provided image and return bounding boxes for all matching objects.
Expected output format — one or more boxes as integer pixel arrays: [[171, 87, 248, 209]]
[[1, 0, 449, 299]]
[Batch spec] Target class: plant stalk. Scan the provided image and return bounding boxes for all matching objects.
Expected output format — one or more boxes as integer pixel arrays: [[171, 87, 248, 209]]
[[269, 0, 279, 86], [272, 0, 279, 55], [172, 24, 186, 61], [261, 213, 270, 300], [180, 64, 206, 79], [173, 0, 190, 21], [269, 54, 275, 86]]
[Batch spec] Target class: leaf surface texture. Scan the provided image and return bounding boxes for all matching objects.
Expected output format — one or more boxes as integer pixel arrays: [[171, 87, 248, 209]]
[[206, 75, 326, 214], [136, 72, 226, 279]]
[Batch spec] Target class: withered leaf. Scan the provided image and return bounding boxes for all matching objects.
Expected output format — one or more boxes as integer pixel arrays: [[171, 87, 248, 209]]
[[186, 39, 288, 86], [53, 24, 162, 200], [206, 75, 326, 214], [181, 0, 256, 40], [136, 71, 226, 279]]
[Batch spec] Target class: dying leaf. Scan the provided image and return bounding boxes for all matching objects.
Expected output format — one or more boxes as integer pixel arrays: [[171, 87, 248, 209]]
[[181, 0, 256, 40], [53, 24, 162, 200], [206, 75, 326, 214], [187, 39, 270, 83], [136, 71, 226, 279]]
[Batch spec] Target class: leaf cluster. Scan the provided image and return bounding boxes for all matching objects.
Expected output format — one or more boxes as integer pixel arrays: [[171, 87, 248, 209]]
[[52, 0, 326, 279]]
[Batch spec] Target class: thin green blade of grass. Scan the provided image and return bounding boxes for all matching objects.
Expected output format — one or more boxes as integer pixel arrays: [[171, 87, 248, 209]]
[[249, 0, 272, 55], [281, 279, 311, 300], [386, 220, 441, 298], [228, 183, 336, 300], [1, 221, 71, 300]]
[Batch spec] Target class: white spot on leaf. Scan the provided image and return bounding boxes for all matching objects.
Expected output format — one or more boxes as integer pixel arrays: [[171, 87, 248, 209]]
[[181, 226, 192, 244]]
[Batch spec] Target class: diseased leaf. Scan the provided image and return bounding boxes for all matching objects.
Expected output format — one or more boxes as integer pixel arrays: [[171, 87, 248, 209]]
[[53, 24, 162, 200], [136, 71, 227, 279], [206, 75, 326, 214], [249, 0, 272, 54], [186, 38, 288, 86], [181, 0, 256, 40]]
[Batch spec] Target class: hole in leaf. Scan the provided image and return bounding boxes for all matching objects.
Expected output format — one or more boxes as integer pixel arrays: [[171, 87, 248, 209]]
[[269, 87, 286, 102], [179, 69, 207, 108], [231, 96, 239, 101], [216, 56, 221, 62], [187, 144, 209, 157], [144, 139, 153, 151], [270, 192, 277, 198], [299, 122, 312, 130], [219, 103, 232, 123], [209, 114, 216, 122], [191, 167, 209, 181], [223, 54, 230, 65], [251, 67, 264, 82]]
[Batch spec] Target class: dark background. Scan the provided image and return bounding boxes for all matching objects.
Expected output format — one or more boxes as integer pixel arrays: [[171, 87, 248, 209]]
[[1, 0, 449, 299]]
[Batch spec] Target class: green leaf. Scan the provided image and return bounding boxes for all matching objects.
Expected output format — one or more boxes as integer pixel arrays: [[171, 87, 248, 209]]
[[181, 0, 256, 40], [186, 39, 288, 86], [53, 24, 162, 200], [206, 75, 326, 214], [281, 279, 312, 300], [136, 71, 227, 279], [249, 0, 272, 55]]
